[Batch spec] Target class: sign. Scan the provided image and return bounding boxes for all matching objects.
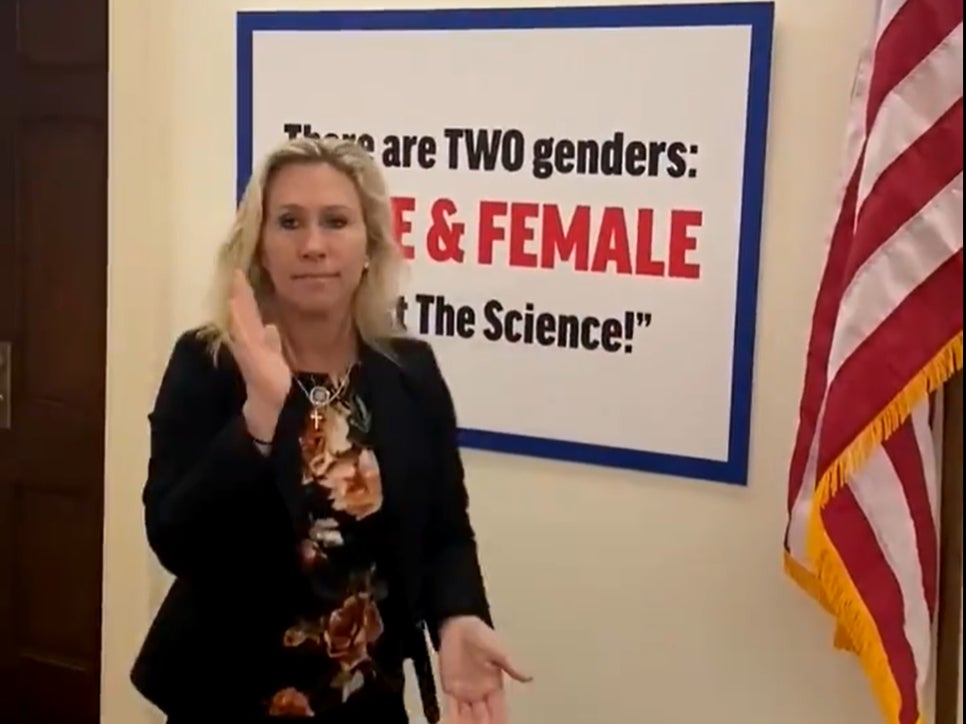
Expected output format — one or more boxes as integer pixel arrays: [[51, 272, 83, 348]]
[[236, 3, 774, 485]]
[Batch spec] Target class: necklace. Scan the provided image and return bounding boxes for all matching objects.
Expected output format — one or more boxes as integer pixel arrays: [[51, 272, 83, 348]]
[[293, 372, 351, 430]]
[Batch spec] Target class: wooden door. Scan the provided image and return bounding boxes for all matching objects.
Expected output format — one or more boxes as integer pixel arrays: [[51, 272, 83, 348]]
[[0, 1, 108, 722]]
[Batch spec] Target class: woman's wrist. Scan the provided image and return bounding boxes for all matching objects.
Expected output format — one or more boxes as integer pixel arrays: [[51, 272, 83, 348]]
[[439, 615, 478, 638], [250, 438, 271, 457], [242, 393, 283, 444]]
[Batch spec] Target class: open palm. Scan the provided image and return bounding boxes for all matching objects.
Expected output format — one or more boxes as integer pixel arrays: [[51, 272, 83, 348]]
[[438, 616, 531, 724], [227, 269, 290, 407]]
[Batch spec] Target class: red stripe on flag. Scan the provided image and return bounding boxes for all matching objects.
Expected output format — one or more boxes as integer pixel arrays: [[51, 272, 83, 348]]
[[866, 0, 963, 127], [785, 164, 864, 513], [845, 99, 964, 284], [823, 487, 921, 724], [884, 423, 939, 620], [818, 252, 964, 477]]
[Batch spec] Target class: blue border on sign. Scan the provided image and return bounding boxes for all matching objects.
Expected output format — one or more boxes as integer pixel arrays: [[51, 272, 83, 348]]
[[236, 3, 774, 486]]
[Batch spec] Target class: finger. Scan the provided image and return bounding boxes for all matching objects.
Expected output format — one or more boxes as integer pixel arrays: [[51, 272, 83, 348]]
[[230, 269, 263, 335], [224, 325, 253, 374], [227, 274, 254, 342], [445, 695, 468, 724], [226, 302, 249, 352], [263, 323, 282, 353], [488, 647, 532, 684], [239, 272, 262, 324], [486, 690, 509, 724], [227, 301, 255, 366], [471, 700, 490, 724], [229, 268, 250, 317], [231, 267, 255, 304]]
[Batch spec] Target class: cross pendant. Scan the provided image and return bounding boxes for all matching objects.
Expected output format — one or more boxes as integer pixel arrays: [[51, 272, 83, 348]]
[[310, 407, 324, 430]]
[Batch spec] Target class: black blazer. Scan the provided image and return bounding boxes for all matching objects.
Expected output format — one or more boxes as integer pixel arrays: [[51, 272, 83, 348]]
[[130, 329, 491, 721]]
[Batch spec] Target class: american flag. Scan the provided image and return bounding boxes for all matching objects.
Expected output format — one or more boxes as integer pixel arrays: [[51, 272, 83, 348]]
[[783, 1, 963, 723]]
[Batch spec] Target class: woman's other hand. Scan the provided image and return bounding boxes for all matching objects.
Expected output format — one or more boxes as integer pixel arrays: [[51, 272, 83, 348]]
[[227, 269, 291, 442], [439, 616, 532, 724]]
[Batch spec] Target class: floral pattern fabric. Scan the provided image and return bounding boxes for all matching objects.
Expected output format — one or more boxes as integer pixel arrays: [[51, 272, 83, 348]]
[[265, 370, 391, 718]]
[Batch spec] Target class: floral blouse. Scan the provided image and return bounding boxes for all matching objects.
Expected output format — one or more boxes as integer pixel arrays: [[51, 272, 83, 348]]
[[265, 368, 398, 718]]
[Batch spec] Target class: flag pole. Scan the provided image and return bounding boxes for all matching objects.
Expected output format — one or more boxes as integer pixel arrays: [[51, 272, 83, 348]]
[[934, 370, 962, 724]]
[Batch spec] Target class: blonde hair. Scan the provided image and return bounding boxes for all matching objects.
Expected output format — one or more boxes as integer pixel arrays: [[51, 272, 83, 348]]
[[199, 136, 406, 360]]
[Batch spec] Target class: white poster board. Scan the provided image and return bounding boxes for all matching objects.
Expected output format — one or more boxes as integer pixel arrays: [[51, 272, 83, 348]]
[[237, 3, 774, 485]]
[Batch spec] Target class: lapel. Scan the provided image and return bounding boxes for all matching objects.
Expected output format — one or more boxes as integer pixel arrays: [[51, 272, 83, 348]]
[[358, 342, 430, 617], [358, 342, 416, 529]]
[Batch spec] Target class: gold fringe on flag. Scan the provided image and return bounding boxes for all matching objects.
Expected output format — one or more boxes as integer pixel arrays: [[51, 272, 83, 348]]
[[783, 552, 856, 651], [812, 332, 963, 509], [794, 331, 963, 724]]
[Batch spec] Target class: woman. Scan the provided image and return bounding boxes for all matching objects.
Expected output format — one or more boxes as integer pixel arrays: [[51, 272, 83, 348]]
[[130, 137, 529, 723]]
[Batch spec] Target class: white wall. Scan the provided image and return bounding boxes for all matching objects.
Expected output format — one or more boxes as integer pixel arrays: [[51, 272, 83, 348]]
[[103, 1, 955, 724]]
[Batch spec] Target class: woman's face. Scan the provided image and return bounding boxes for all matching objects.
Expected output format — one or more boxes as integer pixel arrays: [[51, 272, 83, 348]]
[[259, 161, 368, 319]]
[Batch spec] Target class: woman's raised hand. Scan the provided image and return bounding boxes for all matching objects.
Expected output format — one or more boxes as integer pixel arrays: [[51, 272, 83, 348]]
[[227, 269, 291, 442]]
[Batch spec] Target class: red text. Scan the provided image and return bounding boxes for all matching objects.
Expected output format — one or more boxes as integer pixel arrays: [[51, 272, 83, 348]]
[[390, 196, 416, 260], [477, 202, 702, 278]]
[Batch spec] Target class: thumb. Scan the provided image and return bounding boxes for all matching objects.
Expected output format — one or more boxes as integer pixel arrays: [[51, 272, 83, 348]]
[[485, 643, 532, 684], [263, 323, 282, 353]]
